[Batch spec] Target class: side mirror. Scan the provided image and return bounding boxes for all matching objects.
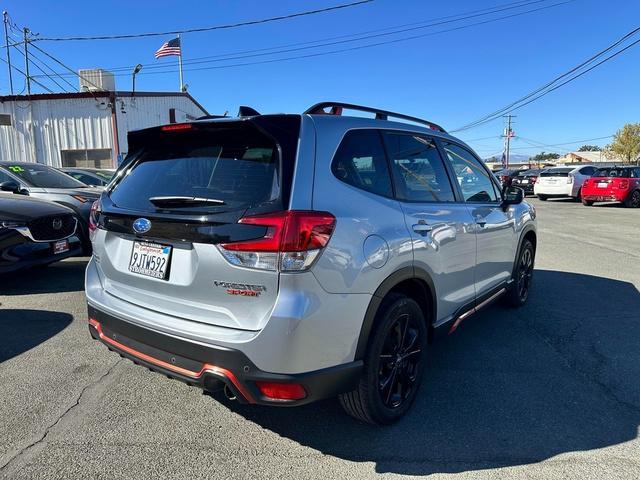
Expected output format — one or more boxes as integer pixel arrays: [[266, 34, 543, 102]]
[[0, 181, 21, 194], [502, 186, 524, 208]]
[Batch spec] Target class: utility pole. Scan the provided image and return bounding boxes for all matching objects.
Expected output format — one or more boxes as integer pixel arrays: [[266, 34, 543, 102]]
[[22, 27, 30, 95], [502, 115, 516, 168], [3, 12, 13, 94]]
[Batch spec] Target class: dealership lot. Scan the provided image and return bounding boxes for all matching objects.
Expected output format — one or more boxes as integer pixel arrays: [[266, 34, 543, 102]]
[[1, 199, 639, 480]]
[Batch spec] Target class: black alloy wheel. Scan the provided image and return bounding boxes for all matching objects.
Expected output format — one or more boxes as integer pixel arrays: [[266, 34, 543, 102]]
[[340, 295, 427, 424], [505, 238, 535, 308], [625, 190, 640, 208], [516, 244, 534, 303], [377, 312, 422, 409]]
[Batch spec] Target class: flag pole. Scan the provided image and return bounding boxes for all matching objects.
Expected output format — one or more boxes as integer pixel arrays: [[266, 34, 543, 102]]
[[178, 34, 184, 91]]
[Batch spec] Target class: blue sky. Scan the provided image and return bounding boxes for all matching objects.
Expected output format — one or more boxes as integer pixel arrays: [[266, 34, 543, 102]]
[[2, 0, 639, 157]]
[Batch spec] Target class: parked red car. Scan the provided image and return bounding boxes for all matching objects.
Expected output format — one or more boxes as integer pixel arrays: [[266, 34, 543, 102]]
[[581, 166, 640, 207]]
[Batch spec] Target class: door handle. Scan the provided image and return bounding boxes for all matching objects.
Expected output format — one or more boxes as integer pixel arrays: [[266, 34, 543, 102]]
[[412, 224, 433, 236]]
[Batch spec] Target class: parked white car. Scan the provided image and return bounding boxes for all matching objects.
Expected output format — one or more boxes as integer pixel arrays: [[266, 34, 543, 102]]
[[534, 165, 598, 201]]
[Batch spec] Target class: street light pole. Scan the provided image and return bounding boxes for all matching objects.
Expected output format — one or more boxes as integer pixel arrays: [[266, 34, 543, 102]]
[[132, 64, 142, 97]]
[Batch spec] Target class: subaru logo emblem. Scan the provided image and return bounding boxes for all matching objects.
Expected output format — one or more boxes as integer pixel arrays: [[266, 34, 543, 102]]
[[132, 218, 151, 234], [52, 218, 63, 230]]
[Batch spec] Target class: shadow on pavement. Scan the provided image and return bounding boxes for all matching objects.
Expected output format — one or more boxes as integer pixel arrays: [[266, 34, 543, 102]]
[[220, 269, 640, 475], [0, 309, 72, 362], [0, 258, 88, 296]]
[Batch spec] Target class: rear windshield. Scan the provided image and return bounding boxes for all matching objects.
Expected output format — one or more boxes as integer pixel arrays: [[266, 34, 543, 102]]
[[110, 123, 282, 213], [540, 168, 572, 177], [518, 169, 541, 177], [594, 168, 635, 178], [2, 164, 87, 189]]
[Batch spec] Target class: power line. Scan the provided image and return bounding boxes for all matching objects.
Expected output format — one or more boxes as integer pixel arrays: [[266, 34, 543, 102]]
[[5, 27, 72, 93], [85, 0, 561, 74], [33, 0, 374, 42], [0, 53, 54, 93], [452, 26, 640, 132], [27, 48, 77, 91], [511, 135, 613, 150], [32, 0, 576, 79], [27, 42, 105, 102]]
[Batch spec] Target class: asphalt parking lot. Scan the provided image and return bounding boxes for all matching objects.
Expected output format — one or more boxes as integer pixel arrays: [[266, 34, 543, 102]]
[[1, 198, 639, 480]]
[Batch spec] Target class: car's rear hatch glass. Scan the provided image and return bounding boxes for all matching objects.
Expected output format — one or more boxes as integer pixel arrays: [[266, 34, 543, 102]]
[[96, 116, 301, 331], [540, 169, 572, 177]]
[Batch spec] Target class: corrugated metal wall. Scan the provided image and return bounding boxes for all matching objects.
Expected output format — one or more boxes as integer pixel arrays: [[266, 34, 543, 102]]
[[0, 94, 207, 167], [0, 97, 113, 167]]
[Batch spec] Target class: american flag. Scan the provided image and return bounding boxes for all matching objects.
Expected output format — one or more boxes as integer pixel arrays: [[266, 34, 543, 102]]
[[155, 37, 181, 59]]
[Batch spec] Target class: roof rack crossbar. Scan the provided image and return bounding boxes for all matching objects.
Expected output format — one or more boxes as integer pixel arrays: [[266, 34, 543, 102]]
[[304, 102, 446, 133]]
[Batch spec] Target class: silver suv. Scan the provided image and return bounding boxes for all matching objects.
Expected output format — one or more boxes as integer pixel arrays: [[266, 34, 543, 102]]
[[85, 103, 537, 424]]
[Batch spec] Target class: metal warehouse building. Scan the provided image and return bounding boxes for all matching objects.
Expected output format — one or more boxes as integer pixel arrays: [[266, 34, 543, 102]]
[[0, 89, 208, 168]]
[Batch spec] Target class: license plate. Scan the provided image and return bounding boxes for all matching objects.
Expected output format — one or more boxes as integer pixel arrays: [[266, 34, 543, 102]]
[[128, 241, 172, 280], [597, 182, 608, 188], [53, 239, 69, 254], [521, 179, 529, 184]]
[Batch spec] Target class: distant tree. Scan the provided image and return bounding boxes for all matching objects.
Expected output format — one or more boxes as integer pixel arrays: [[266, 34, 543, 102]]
[[531, 151, 560, 162], [578, 145, 601, 152], [605, 123, 640, 164]]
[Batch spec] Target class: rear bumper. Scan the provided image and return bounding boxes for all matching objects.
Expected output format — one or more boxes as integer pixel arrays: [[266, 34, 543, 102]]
[[534, 184, 576, 197], [513, 183, 535, 194], [0, 234, 82, 274], [582, 191, 627, 202], [87, 305, 362, 406]]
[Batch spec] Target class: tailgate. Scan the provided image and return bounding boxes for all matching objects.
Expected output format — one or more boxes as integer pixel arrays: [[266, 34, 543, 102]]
[[94, 117, 301, 331]]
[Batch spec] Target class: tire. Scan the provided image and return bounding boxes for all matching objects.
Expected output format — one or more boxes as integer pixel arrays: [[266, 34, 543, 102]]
[[582, 199, 594, 206], [624, 190, 640, 208], [537, 195, 547, 201], [505, 239, 535, 308], [574, 188, 582, 202], [340, 294, 428, 425]]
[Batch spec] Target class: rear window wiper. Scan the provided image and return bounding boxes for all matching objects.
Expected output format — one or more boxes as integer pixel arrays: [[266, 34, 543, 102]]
[[149, 196, 226, 207]]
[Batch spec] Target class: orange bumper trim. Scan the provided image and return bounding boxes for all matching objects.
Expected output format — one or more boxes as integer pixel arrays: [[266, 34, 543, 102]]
[[89, 318, 255, 403]]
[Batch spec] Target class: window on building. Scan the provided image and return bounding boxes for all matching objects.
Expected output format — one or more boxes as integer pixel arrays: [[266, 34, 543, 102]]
[[61, 149, 112, 168], [0, 114, 12, 126]]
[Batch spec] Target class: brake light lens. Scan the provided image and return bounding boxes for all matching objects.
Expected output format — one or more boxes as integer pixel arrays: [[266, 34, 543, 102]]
[[88, 200, 101, 240], [161, 123, 192, 131], [255, 381, 307, 401], [567, 175, 574, 184], [218, 211, 336, 271]]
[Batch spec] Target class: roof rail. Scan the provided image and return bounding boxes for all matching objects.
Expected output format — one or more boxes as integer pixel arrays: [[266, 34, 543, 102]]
[[304, 102, 446, 133]]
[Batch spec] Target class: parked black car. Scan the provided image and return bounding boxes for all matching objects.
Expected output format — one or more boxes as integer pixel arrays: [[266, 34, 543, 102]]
[[60, 167, 115, 187], [0, 162, 101, 252], [511, 168, 543, 195], [494, 168, 522, 188], [0, 193, 82, 274]]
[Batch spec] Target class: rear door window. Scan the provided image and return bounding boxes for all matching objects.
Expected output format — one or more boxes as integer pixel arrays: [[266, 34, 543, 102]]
[[331, 130, 393, 198], [110, 123, 281, 213], [383, 132, 455, 202]]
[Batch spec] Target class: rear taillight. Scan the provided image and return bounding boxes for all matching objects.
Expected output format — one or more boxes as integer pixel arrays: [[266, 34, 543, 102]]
[[567, 175, 574, 184], [618, 180, 630, 189], [218, 211, 336, 272], [88, 200, 101, 240]]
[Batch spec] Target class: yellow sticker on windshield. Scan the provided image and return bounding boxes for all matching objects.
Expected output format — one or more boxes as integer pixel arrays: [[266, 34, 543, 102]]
[[8, 166, 24, 173]]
